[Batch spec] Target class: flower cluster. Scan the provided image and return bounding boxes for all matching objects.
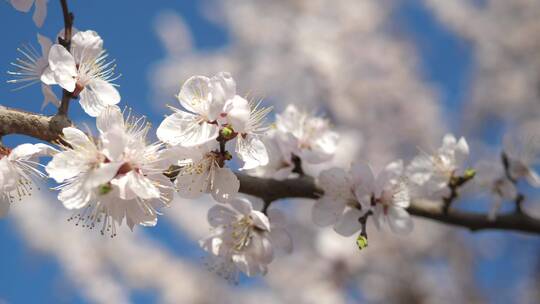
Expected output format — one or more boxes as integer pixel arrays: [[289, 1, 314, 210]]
[[5, 2, 540, 283]]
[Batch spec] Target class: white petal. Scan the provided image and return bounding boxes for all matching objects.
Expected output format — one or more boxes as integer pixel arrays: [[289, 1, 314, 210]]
[[312, 197, 346, 227], [58, 178, 92, 209], [237, 136, 269, 170], [210, 72, 236, 103], [211, 167, 239, 203], [79, 79, 120, 117], [207, 204, 236, 227], [178, 76, 212, 115], [387, 206, 414, 235], [251, 210, 271, 231], [127, 171, 161, 200], [10, 0, 33, 12], [96, 105, 124, 133], [71, 30, 103, 63], [174, 168, 208, 199], [62, 127, 94, 149], [318, 167, 350, 195], [83, 162, 122, 190], [224, 96, 250, 133], [40, 66, 56, 85], [48, 45, 77, 92], [156, 111, 218, 147], [46, 151, 85, 183], [333, 208, 363, 236], [32, 0, 47, 27], [229, 197, 253, 215], [100, 127, 127, 161]]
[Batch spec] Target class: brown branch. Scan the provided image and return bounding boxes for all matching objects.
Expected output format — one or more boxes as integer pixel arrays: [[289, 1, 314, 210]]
[[57, 0, 75, 116], [0, 106, 71, 142], [1, 107, 540, 235]]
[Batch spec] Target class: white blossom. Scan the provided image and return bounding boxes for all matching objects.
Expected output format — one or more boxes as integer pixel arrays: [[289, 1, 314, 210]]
[[157, 72, 233, 147], [313, 166, 363, 236], [356, 161, 413, 235], [406, 133, 470, 198], [225, 98, 272, 170], [475, 159, 517, 220], [8, 33, 59, 108], [10, 0, 48, 27], [200, 197, 292, 282], [48, 30, 120, 117], [245, 129, 295, 180], [45, 106, 173, 235], [0, 143, 52, 217], [275, 104, 338, 165], [503, 123, 540, 188], [172, 142, 239, 203]]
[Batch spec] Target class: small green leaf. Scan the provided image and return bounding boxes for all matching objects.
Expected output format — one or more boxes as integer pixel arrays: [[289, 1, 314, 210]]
[[464, 168, 476, 180], [356, 235, 368, 250], [220, 126, 234, 139]]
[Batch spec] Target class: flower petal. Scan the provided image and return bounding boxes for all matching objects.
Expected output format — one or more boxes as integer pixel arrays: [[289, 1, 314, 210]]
[[387, 206, 414, 235], [237, 136, 269, 170], [312, 197, 346, 227], [211, 167, 240, 203], [48, 44, 77, 92], [333, 208, 363, 236], [178, 75, 212, 115], [156, 111, 218, 147], [32, 0, 47, 27]]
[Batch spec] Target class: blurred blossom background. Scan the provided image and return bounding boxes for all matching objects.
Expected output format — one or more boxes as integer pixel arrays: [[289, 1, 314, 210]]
[[1, 0, 540, 303]]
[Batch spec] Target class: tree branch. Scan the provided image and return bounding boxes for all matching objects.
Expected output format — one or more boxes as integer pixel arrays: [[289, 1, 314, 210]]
[[0, 106, 71, 142], [1, 107, 540, 235], [57, 0, 74, 116]]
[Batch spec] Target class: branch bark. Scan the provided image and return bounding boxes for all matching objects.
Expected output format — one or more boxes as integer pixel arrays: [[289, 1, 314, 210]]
[[1, 106, 540, 235]]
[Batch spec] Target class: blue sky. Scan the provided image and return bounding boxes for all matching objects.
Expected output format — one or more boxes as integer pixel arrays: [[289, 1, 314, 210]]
[[0, 1, 539, 303]]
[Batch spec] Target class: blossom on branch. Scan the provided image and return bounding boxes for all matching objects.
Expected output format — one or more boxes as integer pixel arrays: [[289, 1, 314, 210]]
[[10, 0, 48, 27], [45, 106, 173, 235], [201, 197, 292, 282], [48, 30, 120, 117], [0, 143, 53, 217], [8, 33, 59, 108], [503, 123, 540, 187], [475, 159, 517, 220], [406, 133, 470, 198]]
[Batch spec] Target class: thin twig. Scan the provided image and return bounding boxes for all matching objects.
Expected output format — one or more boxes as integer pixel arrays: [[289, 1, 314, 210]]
[[57, 0, 75, 116]]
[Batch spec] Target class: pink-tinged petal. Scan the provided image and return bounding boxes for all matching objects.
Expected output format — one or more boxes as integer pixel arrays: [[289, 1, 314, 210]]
[[211, 167, 239, 203], [333, 208, 363, 237], [178, 75, 212, 115], [156, 111, 218, 147], [224, 96, 250, 133], [207, 204, 236, 228], [350, 162, 375, 191], [237, 136, 269, 170], [387, 206, 414, 235], [32, 0, 47, 27], [48, 44, 77, 92], [312, 197, 346, 227], [10, 0, 33, 12], [96, 105, 124, 133], [251, 210, 270, 231]]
